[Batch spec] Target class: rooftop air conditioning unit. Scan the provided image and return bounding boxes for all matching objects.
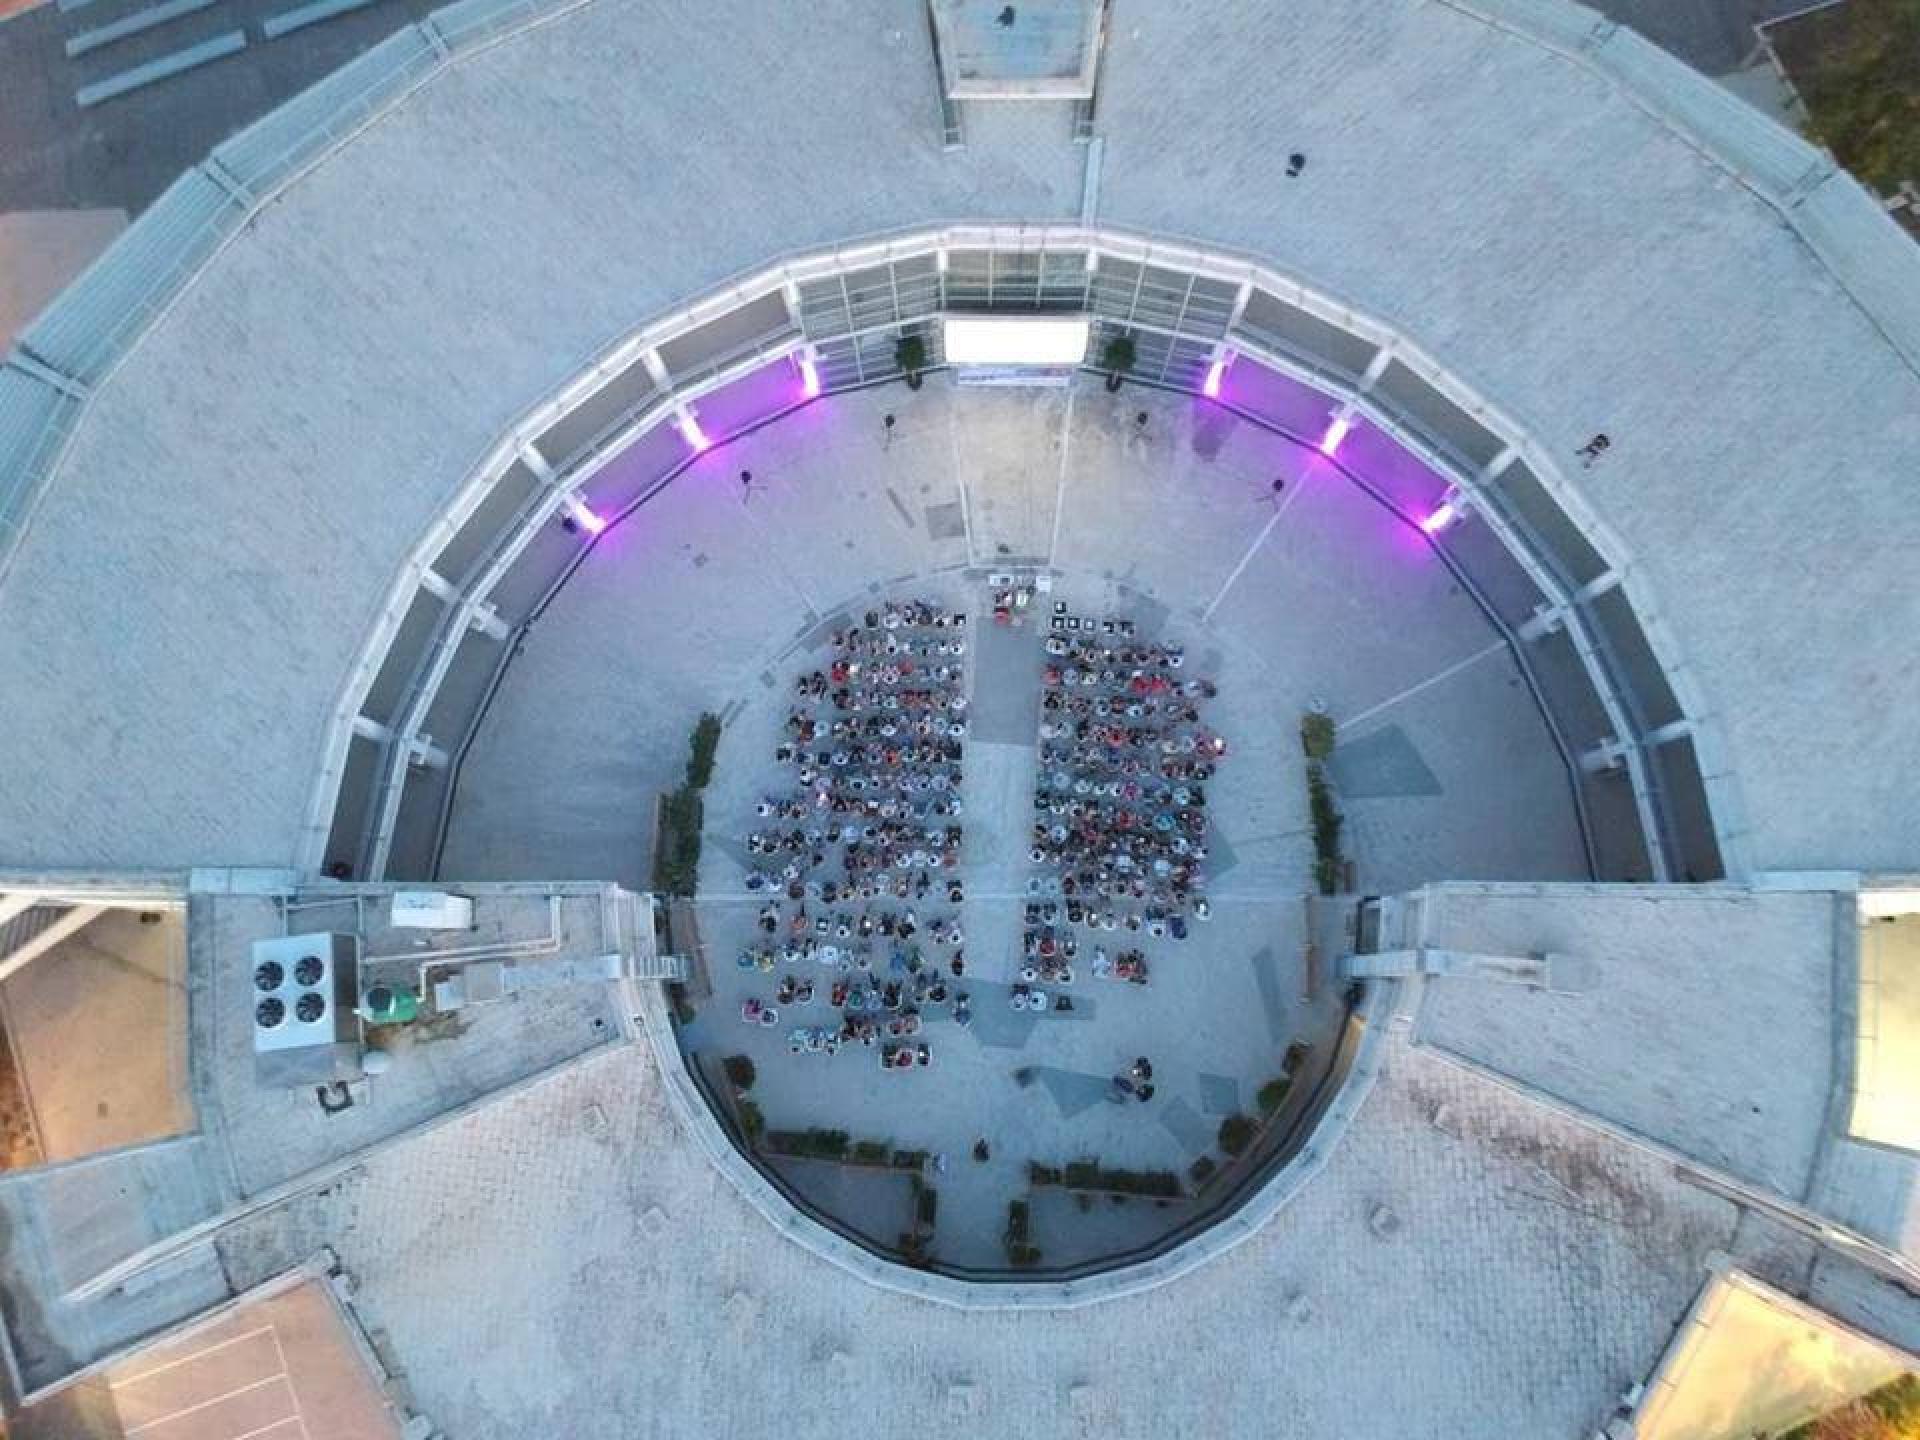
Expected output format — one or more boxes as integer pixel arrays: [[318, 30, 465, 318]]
[[390, 890, 474, 930], [251, 932, 362, 1084]]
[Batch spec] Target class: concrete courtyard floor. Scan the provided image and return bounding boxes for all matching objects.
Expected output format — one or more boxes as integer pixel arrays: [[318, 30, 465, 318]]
[[443, 376, 1591, 1267], [683, 570, 1343, 1269]]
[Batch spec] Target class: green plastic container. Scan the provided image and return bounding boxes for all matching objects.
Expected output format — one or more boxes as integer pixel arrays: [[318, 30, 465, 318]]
[[362, 983, 420, 1025]]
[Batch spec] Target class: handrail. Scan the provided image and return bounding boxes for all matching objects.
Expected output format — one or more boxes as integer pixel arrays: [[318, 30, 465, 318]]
[[637, 973, 1399, 1308]]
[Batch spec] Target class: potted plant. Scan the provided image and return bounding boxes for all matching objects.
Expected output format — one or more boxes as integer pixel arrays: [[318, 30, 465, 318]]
[[1101, 331, 1137, 391], [895, 332, 928, 389]]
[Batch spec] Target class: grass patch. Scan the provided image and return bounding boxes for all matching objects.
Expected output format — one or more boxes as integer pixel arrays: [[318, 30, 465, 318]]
[[1772, 0, 1920, 196]]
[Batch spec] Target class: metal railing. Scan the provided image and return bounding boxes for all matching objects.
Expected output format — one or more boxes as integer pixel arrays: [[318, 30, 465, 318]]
[[309, 223, 1703, 884]]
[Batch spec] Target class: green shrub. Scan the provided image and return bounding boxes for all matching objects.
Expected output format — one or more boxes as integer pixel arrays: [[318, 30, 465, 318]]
[[722, 1054, 756, 1092], [852, 1140, 890, 1165], [686, 712, 722, 789], [1282, 1040, 1311, 1076], [890, 1149, 928, 1172], [895, 332, 928, 379], [1142, 1170, 1182, 1198], [916, 1185, 938, 1230], [1188, 1155, 1217, 1186], [1005, 1199, 1031, 1246], [666, 983, 697, 1025], [1218, 1113, 1258, 1157], [736, 1099, 764, 1143], [1101, 331, 1137, 375], [1044, 1160, 1181, 1197], [1009, 1244, 1043, 1268], [1307, 763, 1343, 896], [806, 1128, 849, 1160], [652, 786, 705, 897], [765, 1129, 803, 1156], [1300, 710, 1336, 761], [1257, 1076, 1292, 1116]]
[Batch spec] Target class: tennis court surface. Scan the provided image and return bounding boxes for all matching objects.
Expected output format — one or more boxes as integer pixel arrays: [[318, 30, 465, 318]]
[[100, 1277, 402, 1440]]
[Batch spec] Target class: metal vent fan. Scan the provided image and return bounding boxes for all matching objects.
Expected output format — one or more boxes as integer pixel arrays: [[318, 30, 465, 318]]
[[250, 932, 359, 1068]]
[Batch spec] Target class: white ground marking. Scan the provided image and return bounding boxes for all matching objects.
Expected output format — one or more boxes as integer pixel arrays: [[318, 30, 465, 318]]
[[111, 1324, 276, 1387], [947, 412, 976, 566], [1199, 476, 1308, 622], [120, 1374, 293, 1437], [269, 1325, 312, 1440], [1337, 638, 1508, 731], [1046, 384, 1079, 565]]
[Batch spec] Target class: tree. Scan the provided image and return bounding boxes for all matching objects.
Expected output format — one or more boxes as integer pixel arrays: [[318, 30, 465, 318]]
[[1782, 0, 1920, 195]]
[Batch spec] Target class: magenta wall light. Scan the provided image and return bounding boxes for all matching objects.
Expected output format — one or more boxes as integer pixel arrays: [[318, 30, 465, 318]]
[[676, 411, 711, 451], [1420, 498, 1459, 535], [1318, 414, 1352, 456], [564, 493, 607, 535], [798, 354, 822, 399], [1202, 356, 1227, 399]]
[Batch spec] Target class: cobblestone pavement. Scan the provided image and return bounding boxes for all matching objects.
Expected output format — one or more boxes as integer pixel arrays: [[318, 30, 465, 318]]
[[214, 1024, 1741, 1439]]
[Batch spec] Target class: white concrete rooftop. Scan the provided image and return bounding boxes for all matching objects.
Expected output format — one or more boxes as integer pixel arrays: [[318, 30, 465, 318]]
[[0, 0, 1918, 877], [3, 0, 1920, 1432]]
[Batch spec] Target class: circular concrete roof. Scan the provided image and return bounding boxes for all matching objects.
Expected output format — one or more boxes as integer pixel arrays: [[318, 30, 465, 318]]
[[1, 0, 1918, 878], [3, 3, 1920, 1435]]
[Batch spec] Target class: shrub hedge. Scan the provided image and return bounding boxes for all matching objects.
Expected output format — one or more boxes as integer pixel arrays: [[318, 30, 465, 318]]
[[686, 711, 722, 789]]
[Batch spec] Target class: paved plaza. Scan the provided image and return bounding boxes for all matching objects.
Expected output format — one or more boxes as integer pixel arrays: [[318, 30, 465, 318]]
[[442, 377, 1592, 1267]]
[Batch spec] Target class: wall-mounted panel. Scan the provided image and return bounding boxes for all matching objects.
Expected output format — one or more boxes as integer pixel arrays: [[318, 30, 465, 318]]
[[361, 588, 445, 723], [434, 459, 544, 587], [1224, 362, 1335, 442], [1588, 585, 1683, 731], [656, 291, 793, 379], [1338, 417, 1451, 518], [1372, 360, 1505, 472], [321, 731, 382, 877], [693, 361, 804, 442], [1439, 520, 1546, 630], [1484, 460, 1610, 588], [1237, 289, 1376, 384], [1650, 735, 1723, 881], [534, 354, 659, 472], [581, 419, 687, 516], [484, 517, 590, 624]]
